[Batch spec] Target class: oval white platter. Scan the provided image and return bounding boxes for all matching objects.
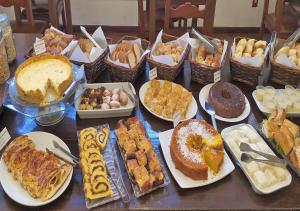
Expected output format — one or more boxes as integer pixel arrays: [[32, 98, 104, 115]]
[[139, 80, 198, 122], [0, 131, 73, 207], [199, 83, 251, 122]]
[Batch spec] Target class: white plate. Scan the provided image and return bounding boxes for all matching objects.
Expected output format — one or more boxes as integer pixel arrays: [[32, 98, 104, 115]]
[[159, 129, 235, 189], [252, 90, 300, 117], [75, 82, 135, 119], [139, 80, 198, 122], [221, 124, 292, 194], [0, 131, 73, 207], [199, 83, 251, 122]]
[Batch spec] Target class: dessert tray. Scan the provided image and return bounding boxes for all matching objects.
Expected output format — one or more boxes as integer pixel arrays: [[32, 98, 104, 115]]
[[3, 64, 85, 126], [114, 117, 170, 198], [199, 83, 251, 122], [252, 85, 300, 117], [139, 80, 198, 122], [221, 124, 292, 194], [0, 131, 73, 206], [159, 128, 235, 188], [75, 82, 135, 119], [77, 125, 129, 209]]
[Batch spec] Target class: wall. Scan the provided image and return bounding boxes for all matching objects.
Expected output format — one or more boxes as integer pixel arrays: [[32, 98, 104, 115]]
[[0, 0, 276, 27]]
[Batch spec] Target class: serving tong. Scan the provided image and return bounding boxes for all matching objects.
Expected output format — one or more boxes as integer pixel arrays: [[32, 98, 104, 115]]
[[50, 140, 130, 203], [239, 142, 287, 168], [191, 28, 218, 54], [282, 26, 300, 48]]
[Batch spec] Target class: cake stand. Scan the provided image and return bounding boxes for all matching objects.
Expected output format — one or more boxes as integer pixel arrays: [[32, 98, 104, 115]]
[[3, 64, 86, 126]]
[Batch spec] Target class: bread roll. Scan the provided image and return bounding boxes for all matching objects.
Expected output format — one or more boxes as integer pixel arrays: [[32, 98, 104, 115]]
[[196, 45, 206, 61], [237, 38, 247, 48], [245, 39, 255, 54], [205, 54, 213, 66], [252, 48, 264, 57], [295, 43, 300, 51], [133, 44, 141, 61], [243, 52, 251, 57], [234, 51, 242, 60], [288, 49, 297, 57], [254, 40, 267, 49], [276, 46, 289, 58], [212, 53, 221, 67]]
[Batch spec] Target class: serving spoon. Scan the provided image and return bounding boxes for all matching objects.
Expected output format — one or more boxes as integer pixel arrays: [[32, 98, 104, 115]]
[[205, 101, 218, 131]]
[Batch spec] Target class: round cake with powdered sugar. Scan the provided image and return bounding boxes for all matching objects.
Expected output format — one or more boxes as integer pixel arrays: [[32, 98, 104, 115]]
[[170, 119, 224, 180]]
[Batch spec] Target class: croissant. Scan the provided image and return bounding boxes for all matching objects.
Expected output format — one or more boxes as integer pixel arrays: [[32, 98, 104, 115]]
[[254, 40, 267, 49]]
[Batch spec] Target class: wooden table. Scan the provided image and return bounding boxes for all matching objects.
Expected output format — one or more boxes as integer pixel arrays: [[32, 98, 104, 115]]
[[0, 33, 300, 211]]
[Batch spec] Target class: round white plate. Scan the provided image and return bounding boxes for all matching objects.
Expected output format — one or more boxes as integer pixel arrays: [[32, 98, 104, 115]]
[[0, 131, 73, 207], [159, 129, 235, 188], [199, 83, 251, 122], [139, 80, 198, 122]]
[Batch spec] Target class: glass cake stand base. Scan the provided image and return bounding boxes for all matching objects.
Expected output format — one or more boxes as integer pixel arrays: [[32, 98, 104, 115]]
[[35, 103, 66, 126]]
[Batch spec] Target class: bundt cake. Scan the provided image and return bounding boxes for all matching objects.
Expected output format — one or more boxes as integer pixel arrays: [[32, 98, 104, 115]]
[[208, 82, 245, 118], [170, 119, 224, 180]]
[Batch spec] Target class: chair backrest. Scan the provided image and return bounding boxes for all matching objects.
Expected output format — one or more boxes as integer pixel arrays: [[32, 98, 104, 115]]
[[164, 0, 216, 36], [0, 0, 35, 30]]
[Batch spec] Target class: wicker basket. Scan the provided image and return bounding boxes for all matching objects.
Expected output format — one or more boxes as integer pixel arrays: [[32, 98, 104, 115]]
[[105, 35, 151, 83], [147, 33, 190, 81], [270, 38, 300, 87], [24, 38, 112, 83], [229, 36, 267, 86], [189, 35, 227, 85]]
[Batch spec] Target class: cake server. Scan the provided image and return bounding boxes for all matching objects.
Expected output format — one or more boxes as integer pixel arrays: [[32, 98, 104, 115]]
[[52, 140, 79, 163], [240, 142, 286, 165], [241, 153, 286, 169], [191, 28, 217, 54], [205, 101, 218, 131], [46, 148, 78, 167]]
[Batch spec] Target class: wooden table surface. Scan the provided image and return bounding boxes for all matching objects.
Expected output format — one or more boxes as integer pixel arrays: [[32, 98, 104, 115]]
[[0, 33, 300, 211]]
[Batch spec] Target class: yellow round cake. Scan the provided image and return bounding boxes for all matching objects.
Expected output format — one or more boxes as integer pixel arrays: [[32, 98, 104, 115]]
[[15, 54, 73, 104]]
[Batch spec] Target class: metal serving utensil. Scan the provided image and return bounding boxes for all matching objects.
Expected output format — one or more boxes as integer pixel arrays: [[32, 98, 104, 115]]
[[205, 101, 218, 131], [241, 153, 286, 169], [240, 142, 285, 164], [191, 28, 217, 54], [52, 140, 79, 163], [283, 26, 300, 48], [46, 148, 78, 167]]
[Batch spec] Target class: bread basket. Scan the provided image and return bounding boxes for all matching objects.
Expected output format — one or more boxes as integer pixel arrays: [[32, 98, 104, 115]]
[[105, 35, 151, 83], [147, 33, 190, 81], [229, 36, 267, 87], [270, 38, 300, 87], [189, 35, 227, 85]]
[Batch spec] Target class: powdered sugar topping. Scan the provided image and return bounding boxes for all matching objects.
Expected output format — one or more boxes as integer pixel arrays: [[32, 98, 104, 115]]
[[176, 122, 213, 163]]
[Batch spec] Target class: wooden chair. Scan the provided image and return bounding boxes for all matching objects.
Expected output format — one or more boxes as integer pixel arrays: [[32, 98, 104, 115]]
[[260, 0, 300, 38], [137, 0, 208, 39], [164, 0, 216, 36], [20, 0, 73, 33], [0, 0, 48, 33]]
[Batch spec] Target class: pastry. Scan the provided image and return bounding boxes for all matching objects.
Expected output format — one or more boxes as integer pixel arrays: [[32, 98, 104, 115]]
[[2, 135, 72, 201], [116, 117, 164, 192], [275, 42, 300, 69], [233, 38, 266, 66], [15, 54, 73, 104], [79, 87, 128, 110], [195, 42, 223, 67], [170, 119, 224, 180], [111, 42, 141, 68], [43, 28, 73, 55], [208, 82, 246, 118], [79, 126, 113, 200], [153, 42, 184, 63], [78, 38, 94, 54], [144, 80, 192, 119]]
